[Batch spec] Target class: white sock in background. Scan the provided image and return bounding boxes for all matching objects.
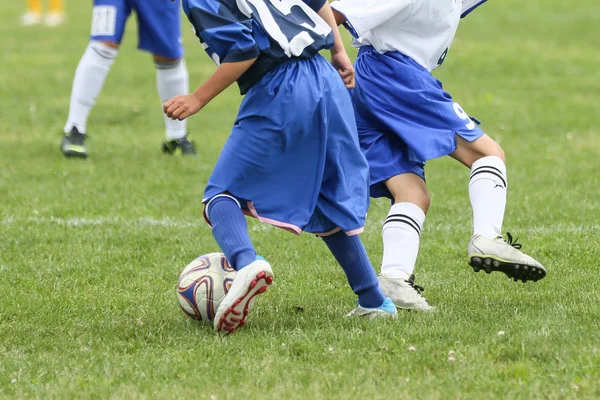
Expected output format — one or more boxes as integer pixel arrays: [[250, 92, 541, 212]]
[[64, 41, 118, 134], [381, 202, 426, 280], [469, 156, 508, 239], [156, 59, 189, 140]]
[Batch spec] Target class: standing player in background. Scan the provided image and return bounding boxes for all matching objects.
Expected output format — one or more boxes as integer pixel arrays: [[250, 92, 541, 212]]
[[164, 0, 397, 334], [22, 0, 65, 26], [60, 0, 196, 158], [330, 0, 547, 311]]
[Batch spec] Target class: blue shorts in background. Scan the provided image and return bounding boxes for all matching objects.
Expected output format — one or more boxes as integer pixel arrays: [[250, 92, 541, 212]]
[[90, 0, 183, 59], [352, 46, 485, 199], [203, 55, 370, 236]]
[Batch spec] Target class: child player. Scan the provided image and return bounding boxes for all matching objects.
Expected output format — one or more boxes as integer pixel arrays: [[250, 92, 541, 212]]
[[60, 0, 195, 158], [329, 0, 547, 311], [164, 0, 397, 334]]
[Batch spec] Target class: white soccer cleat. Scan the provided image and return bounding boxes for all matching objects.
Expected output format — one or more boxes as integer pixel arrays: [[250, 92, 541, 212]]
[[345, 297, 398, 319], [378, 274, 434, 312], [214, 257, 273, 334], [21, 11, 42, 26], [44, 12, 66, 27], [467, 233, 547, 282]]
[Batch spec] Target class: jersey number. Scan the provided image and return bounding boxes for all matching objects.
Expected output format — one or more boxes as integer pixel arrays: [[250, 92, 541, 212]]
[[453, 103, 476, 130], [240, 0, 332, 57], [91, 6, 117, 37]]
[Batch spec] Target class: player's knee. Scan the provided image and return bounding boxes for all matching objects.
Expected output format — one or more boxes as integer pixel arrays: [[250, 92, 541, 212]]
[[153, 55, 182, 66], [477, 140, 506, 164], [98, 40, 120, 50], [390, 186, 430, 213]]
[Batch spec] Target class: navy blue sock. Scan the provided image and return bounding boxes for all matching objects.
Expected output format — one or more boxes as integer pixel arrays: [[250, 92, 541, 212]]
[[206, 196, 257, 271], [322, 231, 385, 308]]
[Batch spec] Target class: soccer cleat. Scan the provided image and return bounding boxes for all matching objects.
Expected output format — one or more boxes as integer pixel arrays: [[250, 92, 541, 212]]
[[214, 257, 273, 334], [345, 297, 398, 319], [44, 12, 66, 27], [467, 232, 547, 283], [60, 128, 88, 159], [21, 11, 42, 26], [378, 274, 434, 312], [162, 136, 197, 156]]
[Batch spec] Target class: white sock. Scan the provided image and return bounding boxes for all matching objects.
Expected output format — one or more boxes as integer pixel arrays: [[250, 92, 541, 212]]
[[381, 202, 425, 280], [469, 156, 508, 239], [156, 59, 189, 140], [64, 41, 118, 134]]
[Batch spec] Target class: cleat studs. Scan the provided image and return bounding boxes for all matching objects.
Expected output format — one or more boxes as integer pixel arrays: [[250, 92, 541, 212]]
[[257, 286, 268, 293], [492, 260, 500, 267], [484, 258, 492, 266], [266, 276, 273, 284], [256, 272, 266, 279], [485, 268, 492, 274], [522, 266, 528, 271], [473, 266, 481, 272], [249, 280, 257, 289]]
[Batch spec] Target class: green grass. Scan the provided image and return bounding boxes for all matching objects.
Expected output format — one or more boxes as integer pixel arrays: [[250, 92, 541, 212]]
[[1, 1, 600, 399]]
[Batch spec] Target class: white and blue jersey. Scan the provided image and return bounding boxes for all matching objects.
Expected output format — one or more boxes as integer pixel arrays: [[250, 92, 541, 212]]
[[192, 0, 370, 236], [90, 0, 183, 59], [331, 0, 489, 199], [183, 0, 334, 93]]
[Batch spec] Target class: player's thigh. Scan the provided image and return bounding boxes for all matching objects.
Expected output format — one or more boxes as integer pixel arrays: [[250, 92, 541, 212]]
[[90, 0, 130, 44], [134, 0, 183, 59], [385, 173, 430, 212], [450, 133, 506, 168]]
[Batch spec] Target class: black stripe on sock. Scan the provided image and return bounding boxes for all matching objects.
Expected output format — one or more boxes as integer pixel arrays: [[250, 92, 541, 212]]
[[384, 215, 421, 236], [469, 169, 507, 188], [471, 165, 504, 177]]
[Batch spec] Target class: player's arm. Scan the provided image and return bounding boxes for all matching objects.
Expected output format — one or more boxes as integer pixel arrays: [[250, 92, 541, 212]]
[[164, 58, 257, 121], [315, 1, 355, 89], [165, 0, 260, 121]]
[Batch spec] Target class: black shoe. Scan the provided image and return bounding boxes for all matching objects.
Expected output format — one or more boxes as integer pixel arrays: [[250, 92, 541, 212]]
[[60, 127, 88, 158], [162, 136, 197, 156]]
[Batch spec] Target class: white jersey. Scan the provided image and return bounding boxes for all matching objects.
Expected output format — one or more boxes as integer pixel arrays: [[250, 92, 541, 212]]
[[330, 0, 488, 72]]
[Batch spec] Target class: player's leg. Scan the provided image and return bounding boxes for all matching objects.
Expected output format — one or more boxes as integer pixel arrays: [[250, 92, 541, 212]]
[[450, 133, 546, 282], [205, 194, 272, 334], [61, 0, 129, 158], [378, 173, 434, 311], [22, 0, 42, 26], [134, 0, 195, 155], [352, 49, 434, 311], [154, 55, 194, 155], [312, 61, 396, 319], [321, 231, 397, 318], [45, 0, 66, 27]]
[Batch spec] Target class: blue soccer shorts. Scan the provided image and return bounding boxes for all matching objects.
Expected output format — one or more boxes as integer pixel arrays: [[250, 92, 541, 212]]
[[352, 45, 485, 199], [90, 0, 183, 59]]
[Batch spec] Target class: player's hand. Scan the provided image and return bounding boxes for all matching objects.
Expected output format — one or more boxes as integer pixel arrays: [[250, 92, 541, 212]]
[[163, 94, 203, 121], [331, 51, 355, 89]]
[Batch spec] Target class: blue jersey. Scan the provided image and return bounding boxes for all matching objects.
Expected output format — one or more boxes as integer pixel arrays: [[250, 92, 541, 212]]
[[183, 0, 334, 94]]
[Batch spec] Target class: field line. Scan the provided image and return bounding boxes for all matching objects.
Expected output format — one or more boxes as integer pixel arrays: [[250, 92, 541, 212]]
[[0, 216, 598, 235]]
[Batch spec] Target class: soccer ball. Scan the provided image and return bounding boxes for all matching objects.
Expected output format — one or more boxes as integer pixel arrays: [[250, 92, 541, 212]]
[[177, 253, 236, 322]]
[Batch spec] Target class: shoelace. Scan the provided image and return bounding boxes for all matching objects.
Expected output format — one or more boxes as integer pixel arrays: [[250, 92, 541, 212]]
[[405, 274, 425, 295], [504, 232, 523, 250]]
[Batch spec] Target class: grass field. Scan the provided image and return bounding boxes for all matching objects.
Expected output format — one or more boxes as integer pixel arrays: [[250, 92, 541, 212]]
[[1, 1, 600, 399]]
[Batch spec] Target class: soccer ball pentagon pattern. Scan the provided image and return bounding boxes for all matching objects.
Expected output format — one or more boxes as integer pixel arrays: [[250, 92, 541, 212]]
[[177, 253, 236, 321]]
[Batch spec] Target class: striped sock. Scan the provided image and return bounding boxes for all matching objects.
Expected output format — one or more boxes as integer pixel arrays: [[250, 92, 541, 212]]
[[381, 202, 425, 280], [469, 156, 507, 239]]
